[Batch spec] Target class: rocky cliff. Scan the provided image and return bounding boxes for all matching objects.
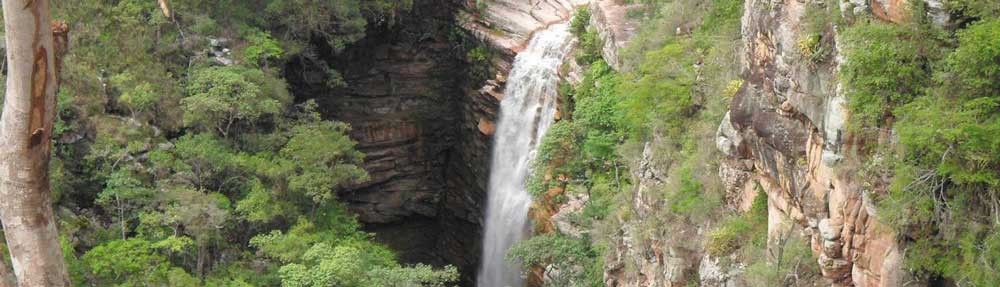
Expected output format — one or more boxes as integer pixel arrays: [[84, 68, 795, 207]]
[[289, 0, 943, 286], [285, 1, 487, 282], [559, 0, 954, 286], [285, 0, 591, 284], [716, 1, 952, 286]]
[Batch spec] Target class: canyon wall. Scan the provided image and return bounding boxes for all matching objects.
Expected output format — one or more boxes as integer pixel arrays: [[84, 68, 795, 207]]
[[717, 1, 949, 286], [285, 1, 588, 284], [288, 1, 939, 286], [285, 1, 485, 282], [593, 1, 951, 286]]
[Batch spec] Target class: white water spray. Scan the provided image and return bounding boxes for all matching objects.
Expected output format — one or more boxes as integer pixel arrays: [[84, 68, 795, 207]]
[[477, 23, 575, 287]]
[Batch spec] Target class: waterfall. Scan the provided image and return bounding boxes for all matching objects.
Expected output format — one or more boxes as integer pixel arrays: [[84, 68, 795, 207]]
[[477, 23, 575, 287]]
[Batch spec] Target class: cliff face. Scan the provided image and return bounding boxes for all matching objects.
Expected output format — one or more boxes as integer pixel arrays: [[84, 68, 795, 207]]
[[716, 1, 946, 286], [594, 0, 952, 286], [285, 1, 589, 284], [290, 0, 936, 285], [285, 1, 488, 282], [459, 0, 587, 56]]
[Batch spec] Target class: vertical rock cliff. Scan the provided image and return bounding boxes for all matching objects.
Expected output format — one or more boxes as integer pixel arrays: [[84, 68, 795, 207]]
[[285, 1, 490, 283], [717, 0, 947, 286]]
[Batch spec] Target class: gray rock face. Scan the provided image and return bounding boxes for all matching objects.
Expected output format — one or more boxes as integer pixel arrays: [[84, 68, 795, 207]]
[[818, 219, 840, 241], [552, 193, 589, 238], [699, 253, 744, 287]]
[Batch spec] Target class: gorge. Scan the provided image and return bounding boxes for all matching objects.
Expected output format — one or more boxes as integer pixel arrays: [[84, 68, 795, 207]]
[[6, 0, 1000, 286]]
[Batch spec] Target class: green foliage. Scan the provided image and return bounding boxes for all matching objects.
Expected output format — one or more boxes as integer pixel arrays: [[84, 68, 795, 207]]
[[275, 121, 368, 204], [96, 169, 154, 238], [570, 8, 591, 37], [243, 30, 285, 67], [840, 21, 932, 133], [877, 19, 1000, 285], [741, 231, 820, 286], [507, 234, 601, 286], [528, 121, 583, 197], [252, 215, 456, 287], [262, 0, 362, 53], [575, 30, 604, 65], [945, 0, 1000, 19], [184, 66, 290, 137], [44, 0, 435, 285], [942, 19, 1000, 99], [706, 186, 767, 257], [525, 1, 743, 286], [82, 238, 187, 286], [466, 46, 490, 63], [365, 264, 460, 287], [796, 0, 839, 64]]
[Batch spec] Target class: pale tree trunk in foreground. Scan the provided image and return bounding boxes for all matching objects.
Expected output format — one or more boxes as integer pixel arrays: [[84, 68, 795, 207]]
[[0, 0, 71, 285], [0, 258, 12, 287]]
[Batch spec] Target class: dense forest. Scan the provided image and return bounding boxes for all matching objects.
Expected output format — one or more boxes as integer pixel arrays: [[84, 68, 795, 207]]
[[1, 0, 459, 286], [0, 0, 998, 286]]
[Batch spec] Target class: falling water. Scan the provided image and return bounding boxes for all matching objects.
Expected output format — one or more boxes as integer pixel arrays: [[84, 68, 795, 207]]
[[478, 23, 576, 287]]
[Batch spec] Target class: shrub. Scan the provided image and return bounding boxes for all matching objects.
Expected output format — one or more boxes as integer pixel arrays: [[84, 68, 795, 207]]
[[244, 30, 285, 67], [506, 234, 601, 286], [877, 17, 1000, 287], [576, 30, 604, 65], [571, 7, 591, 37], [840, 21, 930, 133], [706, 186, 767, 257]]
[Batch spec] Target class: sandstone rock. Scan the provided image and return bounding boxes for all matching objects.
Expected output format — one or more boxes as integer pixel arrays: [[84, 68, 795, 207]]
[[478, 118, 496, 135], [818, 219, 840, 241], [459, 0, 587, 56], [719, 1, 914, 286], [823, 238, 843, 258], [819, 253, 852, 281], [590, 0, 641, 70]]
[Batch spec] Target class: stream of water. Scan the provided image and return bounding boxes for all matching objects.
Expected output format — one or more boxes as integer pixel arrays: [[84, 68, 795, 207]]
[[477, 23, 576, 287]]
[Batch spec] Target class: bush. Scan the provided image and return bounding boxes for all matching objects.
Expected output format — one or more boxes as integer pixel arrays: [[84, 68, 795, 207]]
[[506, 234, 601, 286], [880, 19, 1000, 285], [706, 186, 767, 257], [571, 7, 591, 37], [943, 19, 1000, 99], [243, 29, 285, 67], [840, 21, 930, 133], [576, 30, 604, 65]]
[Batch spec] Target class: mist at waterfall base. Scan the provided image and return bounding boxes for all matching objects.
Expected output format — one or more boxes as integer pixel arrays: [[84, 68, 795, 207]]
[[477, 23, 576, 287]]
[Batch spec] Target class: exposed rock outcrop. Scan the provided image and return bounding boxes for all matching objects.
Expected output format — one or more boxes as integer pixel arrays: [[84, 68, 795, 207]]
[[589, 0, 641, 70], [603, 141, 702, 287], [714, 0, 930, 286], [459, 0, 588, 56]]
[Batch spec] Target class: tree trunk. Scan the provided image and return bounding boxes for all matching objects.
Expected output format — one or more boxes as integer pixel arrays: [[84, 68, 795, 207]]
[[196, 242, 206, 278], [0, 0, 71, 285], [0, 257, 13, 287]]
